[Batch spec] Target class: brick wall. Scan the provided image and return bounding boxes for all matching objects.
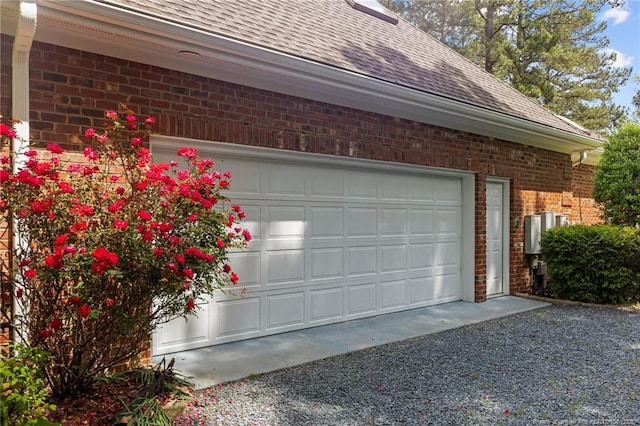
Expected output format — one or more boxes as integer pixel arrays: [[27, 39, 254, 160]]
[[1, 36, 602, 314]]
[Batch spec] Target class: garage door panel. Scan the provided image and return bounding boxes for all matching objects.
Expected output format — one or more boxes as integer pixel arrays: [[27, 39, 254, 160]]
[[310, 207, 344, 238], [310, 248, 344, 281], [266, 165, 305, 196], [436, 209, 461, 235], [310, 169, 344, 197], [408, 176, 435, 202], [381, 280, 407, 309], [381, 244, 407, 273], [380, 208, 408, 236], [434, 273, 461, 301], [410, 243, 434, 270], [434, 177, 463, 204], [410, 209, 435, 235], [435, 241, 460, 267], [347, 283, 377, 316], [227, 251, 261, 288], [223, 159, 262, 196], [347, 246, 377, 277], [266, 292, 304, 330], [346, 171, 378, 199], [216, 297, 260, 338], [267, 249, 305, 285], [381, 175, 408, 200], [237, 204, 262, 241], [409, 277, 434, 305], [348, 208, 377, 237], [310, 287, 343, 322], [155, 301, 210, 352], [267, 206, 305, 239]]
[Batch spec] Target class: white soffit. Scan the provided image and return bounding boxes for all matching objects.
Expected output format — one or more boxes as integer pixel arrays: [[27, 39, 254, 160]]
[[6, 0, 604, 155]]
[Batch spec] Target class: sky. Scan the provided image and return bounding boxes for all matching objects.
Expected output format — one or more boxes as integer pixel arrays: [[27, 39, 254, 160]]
[[600, 0, 640, 114]]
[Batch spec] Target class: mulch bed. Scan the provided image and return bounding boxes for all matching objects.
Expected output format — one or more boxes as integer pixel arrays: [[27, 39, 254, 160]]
[[49, 377, 146, 425]]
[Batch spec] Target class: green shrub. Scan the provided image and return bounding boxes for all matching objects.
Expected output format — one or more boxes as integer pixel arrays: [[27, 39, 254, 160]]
[[0, 344, 58, 426], [593, 124, 640, 226], [541, 225, 640, 304]]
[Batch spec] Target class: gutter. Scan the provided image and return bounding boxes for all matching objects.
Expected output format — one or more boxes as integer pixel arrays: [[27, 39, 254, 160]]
[[29, 0, 603, 155]]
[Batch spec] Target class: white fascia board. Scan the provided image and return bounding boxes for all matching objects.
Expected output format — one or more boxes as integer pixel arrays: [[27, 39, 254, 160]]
[[28, 0, 602, 155]]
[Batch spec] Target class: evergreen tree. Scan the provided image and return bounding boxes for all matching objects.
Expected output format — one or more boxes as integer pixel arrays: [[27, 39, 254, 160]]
[[382, 0, 631, 131]]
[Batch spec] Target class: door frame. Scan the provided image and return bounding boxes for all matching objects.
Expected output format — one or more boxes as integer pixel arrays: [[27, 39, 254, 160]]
[[486, 178, 510, 297]]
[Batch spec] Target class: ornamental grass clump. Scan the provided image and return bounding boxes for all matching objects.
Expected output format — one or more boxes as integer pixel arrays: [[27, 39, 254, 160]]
[[0, 105, 251, 398]]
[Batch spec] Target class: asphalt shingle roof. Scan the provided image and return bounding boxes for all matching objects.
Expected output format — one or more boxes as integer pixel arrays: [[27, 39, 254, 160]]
[[104, 0, 589, 137]]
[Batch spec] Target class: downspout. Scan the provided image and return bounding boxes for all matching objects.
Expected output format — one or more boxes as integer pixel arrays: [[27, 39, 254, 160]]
[[10, 0, 37, 341], [12, 1, 37, 150]]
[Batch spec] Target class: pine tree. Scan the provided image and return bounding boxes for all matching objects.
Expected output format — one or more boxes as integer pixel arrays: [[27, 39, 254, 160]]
[[382, 0, 631, 131]]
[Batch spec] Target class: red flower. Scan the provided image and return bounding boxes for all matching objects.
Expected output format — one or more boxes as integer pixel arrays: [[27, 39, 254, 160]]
[[186, 298, 195, 312], [144, 116, 156, 125], [230, 272, 239, 284], [223, 264, 231, 273], [69, 221, 88, 234], [84, 128, 96, 138], [216, 239, 226, 249], [91, 247, 119, 275], [83, 146, 99, 161], [243, 229, 252, 242], [24, 269, 37, 279], [183, 268, 194, 279], [113, 219, 128, 230], [45, 254, 63, 269], [139, 210, 152, 221], [177, 147, 198, 159], [108, 200, 124, 213], [46, 143, 64, 154], [188, 213, 198, 222], [77, 304, 92, 318], [39, 329, 52, 339], [58, 181, 75, 194], [106, 298, 115, 307], [54, 234, 69, 246], [131, 137, 142, 145], [153, 247, 164, 257], [67, 296, 82, 305], [49, 318, 63, 330], [0, 123, 16, 138], [16, 288, 23, 298]]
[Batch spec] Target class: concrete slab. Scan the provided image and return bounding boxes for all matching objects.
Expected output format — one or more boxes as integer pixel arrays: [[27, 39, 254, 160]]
[[153, 296, 548, 389]]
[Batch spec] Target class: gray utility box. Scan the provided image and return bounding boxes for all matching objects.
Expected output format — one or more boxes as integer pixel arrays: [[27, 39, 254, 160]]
[[525, 212, 557, 254], [525, 215, 541, 254]]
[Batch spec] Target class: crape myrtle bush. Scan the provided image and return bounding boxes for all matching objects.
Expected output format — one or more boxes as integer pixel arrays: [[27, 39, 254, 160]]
[[0, 105, 251, 398], [541, 225, 640, 304]]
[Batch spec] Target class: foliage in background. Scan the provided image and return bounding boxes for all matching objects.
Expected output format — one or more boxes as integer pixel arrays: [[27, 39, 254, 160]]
[[541, 225, 640, 304], [381, 0, 631, 131], [0, 105, 251, 398], [0, 344, 58, 426], [593, 123, 640, 226]]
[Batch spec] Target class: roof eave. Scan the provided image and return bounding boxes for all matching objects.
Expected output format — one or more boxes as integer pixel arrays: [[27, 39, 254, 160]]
[[16, 0, 603, 156]]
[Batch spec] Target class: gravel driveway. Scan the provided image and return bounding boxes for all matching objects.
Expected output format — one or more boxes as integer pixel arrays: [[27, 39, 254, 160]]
[[174, 304, 640, 425]]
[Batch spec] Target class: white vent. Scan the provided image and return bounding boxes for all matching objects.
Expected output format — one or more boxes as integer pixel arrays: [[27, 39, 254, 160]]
[[346, 0, 399, 24]]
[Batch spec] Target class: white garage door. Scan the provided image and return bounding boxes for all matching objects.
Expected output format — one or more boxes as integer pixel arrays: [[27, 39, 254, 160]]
[[152, 140, 466, 355]]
